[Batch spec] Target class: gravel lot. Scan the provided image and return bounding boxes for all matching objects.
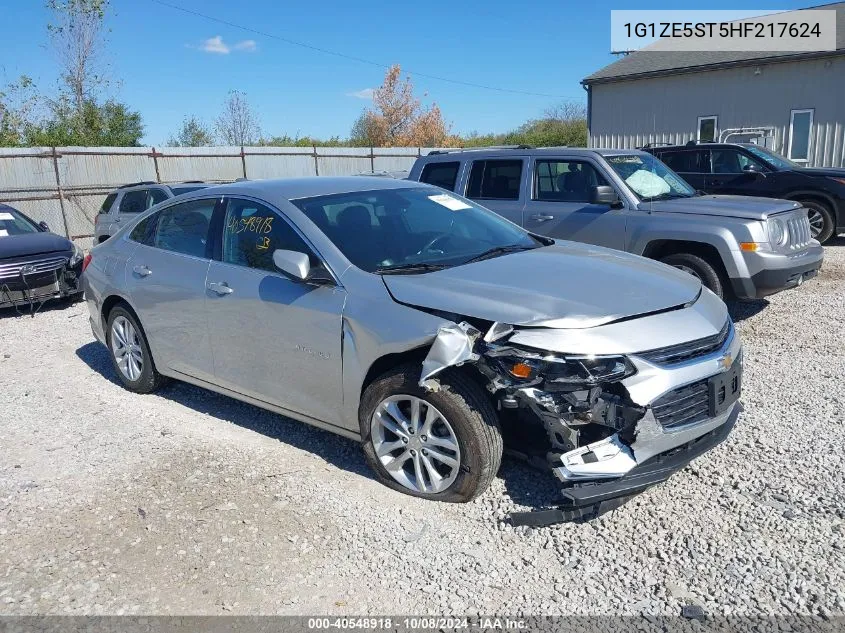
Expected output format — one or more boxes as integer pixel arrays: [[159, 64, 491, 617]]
[[1, 240, 844, 618]]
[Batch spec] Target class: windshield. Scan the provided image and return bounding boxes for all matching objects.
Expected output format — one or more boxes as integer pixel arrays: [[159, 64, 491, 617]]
[[744, 145, 797, 170], [291, 187, 541, 273], [0, 206, 40, 237], [605, 154, 696, 201]]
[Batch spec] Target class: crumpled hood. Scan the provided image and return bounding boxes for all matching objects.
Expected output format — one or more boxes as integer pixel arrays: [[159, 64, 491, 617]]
[[383, 242, 702, 328], [644, 195, 800, 220], [0, 232, 72, 260]]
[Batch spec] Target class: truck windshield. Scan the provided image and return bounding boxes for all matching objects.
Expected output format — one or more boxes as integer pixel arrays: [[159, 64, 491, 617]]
[[605, 154, 696, 201], [744, 145, 797, 170], [292, 187, 542, 274]]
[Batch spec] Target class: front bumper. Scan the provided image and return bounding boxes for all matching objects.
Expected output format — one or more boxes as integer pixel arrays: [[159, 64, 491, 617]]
[[731, 243, 824, 299], [0, 264, 83, 310], [511, 402, 740, 526]]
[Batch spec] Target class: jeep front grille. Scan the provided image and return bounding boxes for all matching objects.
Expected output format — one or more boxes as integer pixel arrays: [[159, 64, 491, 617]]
[[638, 320, 732, 366], [0, 256, 68, 281], [787, 212, 812, 250]]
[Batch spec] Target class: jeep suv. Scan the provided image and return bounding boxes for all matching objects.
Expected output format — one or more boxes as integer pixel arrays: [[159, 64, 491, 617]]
[[94, 181, 211, 243], [408, 147, 824, 301], [644, 142, 845, 243]]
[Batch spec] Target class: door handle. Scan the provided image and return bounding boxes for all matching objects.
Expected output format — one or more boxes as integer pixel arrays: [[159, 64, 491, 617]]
[[207, 281, 234, 296], [531, 213, 555, 222], [711, 180, 723, 187], [115, 217, 122, 222], [132, 265, 152, 277]]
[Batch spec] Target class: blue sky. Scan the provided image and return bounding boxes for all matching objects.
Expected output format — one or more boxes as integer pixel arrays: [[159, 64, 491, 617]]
[[2, 0, 811, 145]]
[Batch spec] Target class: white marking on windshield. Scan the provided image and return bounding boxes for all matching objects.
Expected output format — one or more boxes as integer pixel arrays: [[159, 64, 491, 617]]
[[428, 193, 472, 211]]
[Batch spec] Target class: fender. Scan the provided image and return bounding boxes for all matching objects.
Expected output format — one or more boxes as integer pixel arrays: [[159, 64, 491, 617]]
[[781, 189, 840, 223]]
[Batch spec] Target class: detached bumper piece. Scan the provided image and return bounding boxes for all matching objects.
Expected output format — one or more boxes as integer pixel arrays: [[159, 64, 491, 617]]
[[510, 404, 740, 527]]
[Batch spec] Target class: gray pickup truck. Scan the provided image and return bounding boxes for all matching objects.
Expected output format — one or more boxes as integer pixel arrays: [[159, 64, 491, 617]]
[[408, 147, 824, 300]]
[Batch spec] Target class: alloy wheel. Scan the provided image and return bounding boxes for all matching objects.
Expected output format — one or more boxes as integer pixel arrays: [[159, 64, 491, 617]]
[[370, 395, 461, 494], [806, 208, 825, 239], [110, 315, 144, 381]]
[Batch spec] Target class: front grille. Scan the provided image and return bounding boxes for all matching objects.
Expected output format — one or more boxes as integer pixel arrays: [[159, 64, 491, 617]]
[[638, 320, 732, 366], [0, 256, 68, 281], [651, 379, 710, 429], [787, 212, 812, 250]]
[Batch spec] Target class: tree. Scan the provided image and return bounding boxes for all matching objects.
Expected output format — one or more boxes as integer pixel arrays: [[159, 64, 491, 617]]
[[47, 0, 111, 115], [26, 97, 143, 146], [349, 65, 453, 146], [168, 116, 215, 146], [0, 76, 40, 146], [460, 100, 588, 148], [215, 90, 261, 146]]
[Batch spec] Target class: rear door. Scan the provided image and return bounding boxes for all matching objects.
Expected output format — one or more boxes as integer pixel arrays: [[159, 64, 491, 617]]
[[462, 157, 527, 226], [523, 156, 626, 250], [656, 149, 710, 190], [707, 148, 770, 195], [204, 196, 346, 428], [123, 197, 219, 382], [115, 187, 169, 229]]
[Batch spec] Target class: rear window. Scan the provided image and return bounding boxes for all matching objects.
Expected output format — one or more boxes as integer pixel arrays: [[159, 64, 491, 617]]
[[419, 162, 459, 191], [466, 159, 522, 200], [99, 193, 117, 215], [119, 190, 148, 214]]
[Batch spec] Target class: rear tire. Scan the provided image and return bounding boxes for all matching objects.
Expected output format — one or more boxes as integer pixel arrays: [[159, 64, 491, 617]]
[[799, 199, 835, 243], [106, 305, 165, 394], [359, 363, 502, 503], [660, 252, 724, 299]]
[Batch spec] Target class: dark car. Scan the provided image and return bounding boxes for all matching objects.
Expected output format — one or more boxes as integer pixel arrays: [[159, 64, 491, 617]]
[[644, 142, 845, 243], [0, 204, 84, 312]]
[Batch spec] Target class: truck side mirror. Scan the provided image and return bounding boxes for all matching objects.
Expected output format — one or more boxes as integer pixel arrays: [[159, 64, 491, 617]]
[[591, 185, 623, 208]]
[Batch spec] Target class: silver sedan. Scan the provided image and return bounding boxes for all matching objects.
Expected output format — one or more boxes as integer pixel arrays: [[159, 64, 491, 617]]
[[82, 177, 741, 519]]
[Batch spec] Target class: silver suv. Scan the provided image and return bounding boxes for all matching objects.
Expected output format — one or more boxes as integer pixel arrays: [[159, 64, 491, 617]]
[[82, 177, 742, 524], [409, 147, 824, 300], [94, 181, 210, 243]]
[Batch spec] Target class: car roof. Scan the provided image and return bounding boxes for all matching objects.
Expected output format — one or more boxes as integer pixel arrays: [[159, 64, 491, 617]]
[[419, 147, 648, 160], [179, 176, 428, 203]]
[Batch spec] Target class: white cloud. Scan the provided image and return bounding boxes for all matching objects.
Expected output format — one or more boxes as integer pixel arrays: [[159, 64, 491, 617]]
[[234, 39, 257, 52], [200, 35, 230, 54], [192, 36, 258, 55], [346, 88, 374, 100]]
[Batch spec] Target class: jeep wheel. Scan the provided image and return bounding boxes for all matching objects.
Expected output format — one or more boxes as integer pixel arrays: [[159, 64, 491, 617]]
[[801, 200, 834, 243], [359, 364, 502, 503], [660, 252, 724, 299]]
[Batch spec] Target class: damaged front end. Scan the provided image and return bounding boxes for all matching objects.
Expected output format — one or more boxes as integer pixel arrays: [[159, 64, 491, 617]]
[[419, 320, 741, 526]]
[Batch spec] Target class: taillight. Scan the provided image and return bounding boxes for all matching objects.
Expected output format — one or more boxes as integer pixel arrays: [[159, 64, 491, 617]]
[[82, 253, 92, 273]]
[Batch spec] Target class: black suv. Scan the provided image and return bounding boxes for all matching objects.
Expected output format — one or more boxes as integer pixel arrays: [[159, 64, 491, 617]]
[[644, 142, 845, 243]]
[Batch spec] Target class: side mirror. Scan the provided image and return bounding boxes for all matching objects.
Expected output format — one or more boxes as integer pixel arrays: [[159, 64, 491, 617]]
[[742, 163, 766, 178], [273, 249, 310, 281], [38, 221, 50, 232], [591, 185, 622, 208]]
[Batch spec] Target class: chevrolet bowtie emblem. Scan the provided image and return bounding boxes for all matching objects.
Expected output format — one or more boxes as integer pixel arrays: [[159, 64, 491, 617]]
[[719, 353, 733, 370]]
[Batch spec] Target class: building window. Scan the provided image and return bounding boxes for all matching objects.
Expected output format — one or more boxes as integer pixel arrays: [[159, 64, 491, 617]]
[[788, 109, 814, 163], [697, 116, 718, 142]]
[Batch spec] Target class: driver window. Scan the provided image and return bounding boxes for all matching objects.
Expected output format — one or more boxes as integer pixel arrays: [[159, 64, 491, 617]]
[[711, 149, 764, 174], [222, 198, 315, 273], [534, 160, 608, 202]]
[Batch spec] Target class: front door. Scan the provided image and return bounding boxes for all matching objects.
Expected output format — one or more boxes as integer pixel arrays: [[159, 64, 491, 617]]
[[706, 148, 770, 195], [656, 149, 710, 191], [522, 157, 626, 250], [204, 196, 346, 427], [124, 197, 218, 382]]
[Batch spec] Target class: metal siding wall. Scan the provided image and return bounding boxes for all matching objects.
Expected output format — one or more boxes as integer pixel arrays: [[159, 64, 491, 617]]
[[0, 146, 446, 245], [588, 55, 845, 168]]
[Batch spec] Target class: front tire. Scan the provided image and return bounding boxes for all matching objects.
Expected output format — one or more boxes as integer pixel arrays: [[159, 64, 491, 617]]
[[800, 200, 835, 243], [359, 364, 502, 503], [106, 305, 165, 394], [660, 252, 724, 299]]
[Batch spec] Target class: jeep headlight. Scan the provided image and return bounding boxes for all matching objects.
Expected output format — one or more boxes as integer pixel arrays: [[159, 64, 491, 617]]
[[768, 217, 788, 246], [69, 243, 84, 267], [495, 351, 637, 387]]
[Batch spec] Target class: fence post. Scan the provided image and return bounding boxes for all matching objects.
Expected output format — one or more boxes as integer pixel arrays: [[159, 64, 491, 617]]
[[151, 147, 161, 182], [370, 146, 375, 172], [313, 145, 319, 176], [241, 146, 247, 179], [50, 147, 71, 239]]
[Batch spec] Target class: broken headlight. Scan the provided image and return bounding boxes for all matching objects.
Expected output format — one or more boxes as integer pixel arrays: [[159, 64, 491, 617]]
[[495, 352, 637, 388]]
